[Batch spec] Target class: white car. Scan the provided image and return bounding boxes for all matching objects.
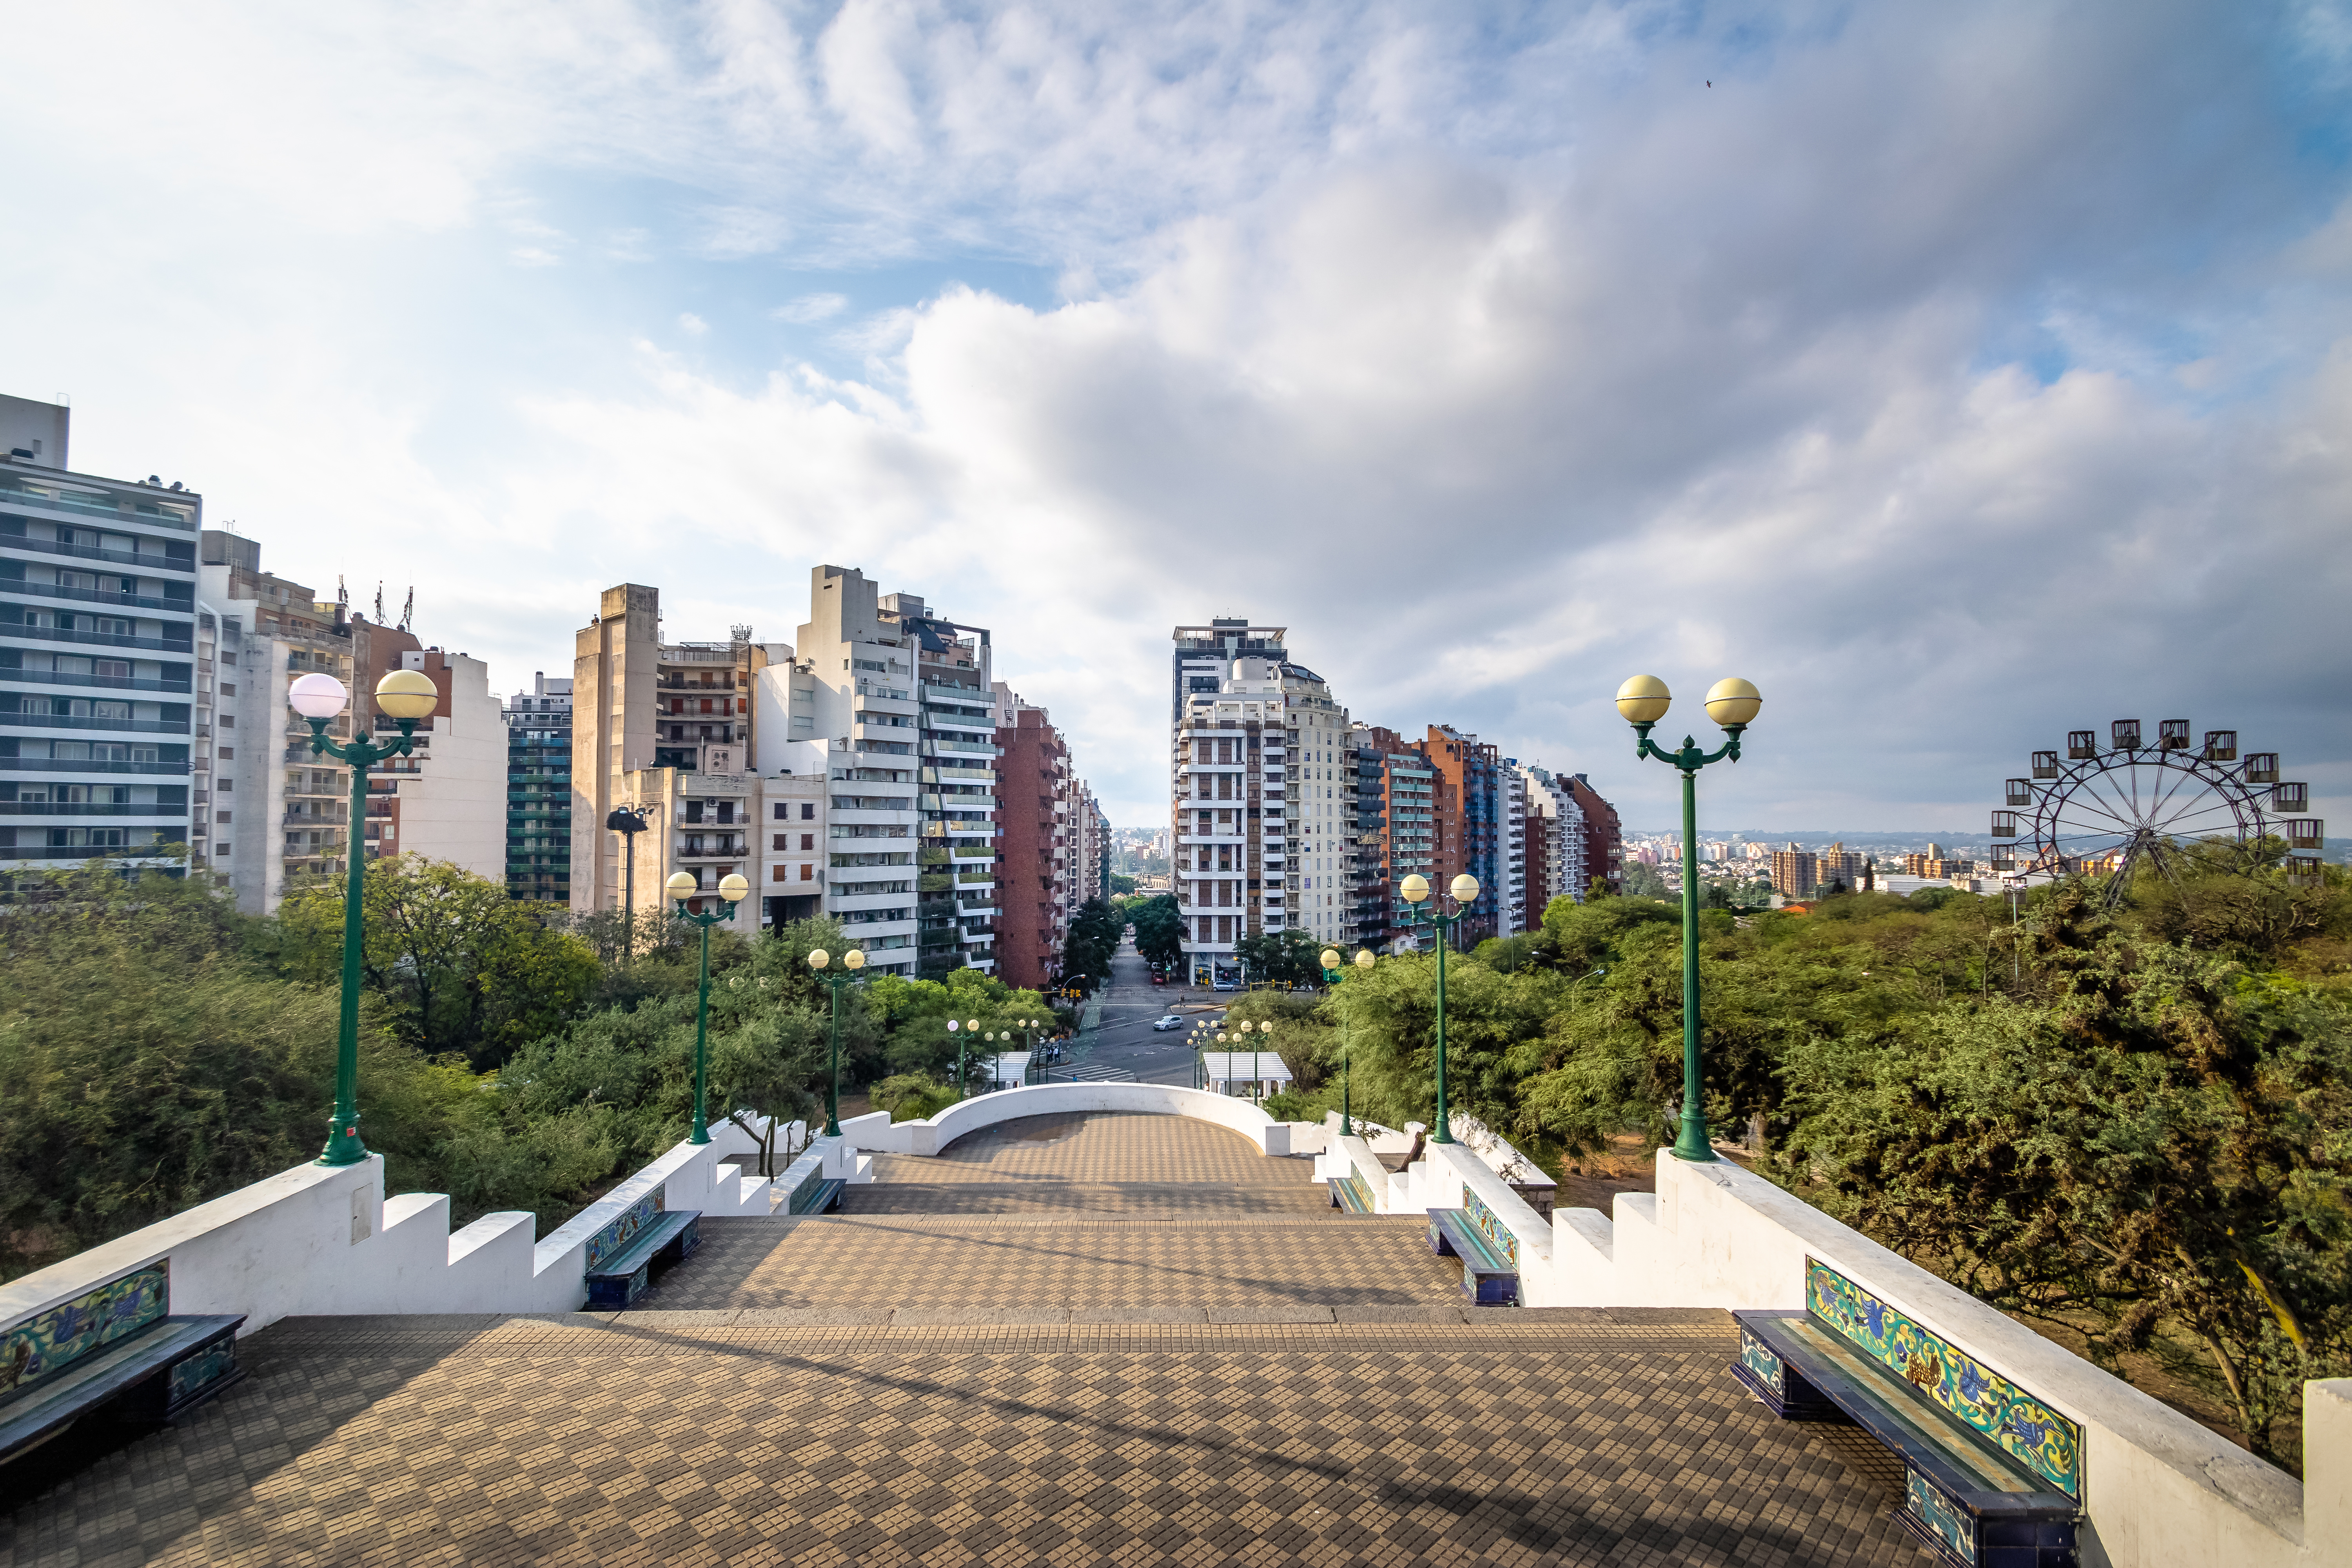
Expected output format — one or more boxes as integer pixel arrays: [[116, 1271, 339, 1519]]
[[1151, 1014, 1184, 1031]]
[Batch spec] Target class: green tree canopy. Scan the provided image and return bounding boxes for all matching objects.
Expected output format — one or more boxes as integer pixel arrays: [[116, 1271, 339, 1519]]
[[277, 854, 598, 1069]]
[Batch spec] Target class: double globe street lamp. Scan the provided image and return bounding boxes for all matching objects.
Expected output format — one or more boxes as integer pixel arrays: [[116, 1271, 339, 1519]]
[[287, 667, 442, 1167], [1319, 947, 1376, 1134], [1399, 872, 1480, 1145], [806, 945, 867, 1135], [668, 870, 751, 1145], [1614, 673, 1762, 1163]]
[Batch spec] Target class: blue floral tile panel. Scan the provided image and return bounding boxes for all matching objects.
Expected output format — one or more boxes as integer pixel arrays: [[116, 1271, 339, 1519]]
[[1, 1263, 169, 1403], [1463, 1189, 1519, 1267], [1807, 1257, 2081, 1499], [586, 1193, 662, 1272]]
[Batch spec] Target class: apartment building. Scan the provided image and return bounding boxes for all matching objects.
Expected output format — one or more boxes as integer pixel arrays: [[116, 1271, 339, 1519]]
[[1348, 725, 1438, 953], [1282, 662, 1354, 949], [1769, 847, 1818, 899], [795, 573, 997, 978], [505, 673, 572, 902], [1818, 842, 1869, 895], [1502, 763, 1530, 933], [759, 771, 827, 923], [1564, 773, 1622, 898], [993, 691, 1073, 990], [194, 531, 504, 909], [1426, 725, 1503, 946], [570, 572, 1003, 975], [573, 583, 780, 941], [2, 397, 197, 880], [1172, 677, 1287, 984], [1520, 765, 1591, 908]]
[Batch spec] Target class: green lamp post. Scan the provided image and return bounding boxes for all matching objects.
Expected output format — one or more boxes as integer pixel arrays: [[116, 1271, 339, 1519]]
[[668, 869, 751, 1144], [805, 943, 869, 1135], [1399, 871, 1480, 1143], [289, 667, 441, 1167], [1616, 673, 1762, 1163], [1321, 947, 1376, 1134]]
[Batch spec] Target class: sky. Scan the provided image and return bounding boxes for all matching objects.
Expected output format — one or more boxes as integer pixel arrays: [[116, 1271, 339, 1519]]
[[4, 1, 2348, 834]]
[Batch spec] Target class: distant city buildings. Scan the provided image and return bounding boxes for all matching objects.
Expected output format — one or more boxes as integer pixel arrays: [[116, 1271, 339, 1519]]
[[567, 569, 1105, 983], [1167, 616, 1625, 980], [195, 529, 502, 911]]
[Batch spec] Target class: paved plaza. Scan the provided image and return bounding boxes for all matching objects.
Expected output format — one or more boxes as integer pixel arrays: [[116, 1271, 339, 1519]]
[[2, 1112, 1934, 1567]]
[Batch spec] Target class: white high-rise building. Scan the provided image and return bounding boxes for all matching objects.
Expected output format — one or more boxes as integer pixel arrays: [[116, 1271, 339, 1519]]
[[1169, 621, 1356, 982], [1520, 764, 1590, 906]]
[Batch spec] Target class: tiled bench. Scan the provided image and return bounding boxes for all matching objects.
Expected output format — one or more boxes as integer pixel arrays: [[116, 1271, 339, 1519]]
[[1425, 1191, 1520, 1307], [1328, 1171, 1376, 1213], [583, 1197, 701, 1311], [1, 1264, 244, 1468], [1732, 1259, 2081, 1568], [784, 1165, 844, 1217]]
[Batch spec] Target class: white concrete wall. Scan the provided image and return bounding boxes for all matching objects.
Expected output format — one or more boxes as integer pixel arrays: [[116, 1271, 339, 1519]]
[[1538, 1150, 2334, 1568], [395, 652, 506, 881], [0, 1118, 782, 1337], [850, 1082, 1288, 1158]]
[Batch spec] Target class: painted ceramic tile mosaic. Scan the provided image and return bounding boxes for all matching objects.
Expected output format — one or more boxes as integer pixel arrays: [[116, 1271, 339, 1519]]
[[1738, 1325, 1785, 1397], [1337, 1173, 1375, 1212], [1808, 1258, 2081, 1498], [1906, 1470, 1976, 1566], [168, 1337, 238, 1407], [1463, 1189, 1519, 1267], [787, 1166, 827, 1214], [1, 1264, 167, 1401], [586, 1193, 662, 1271]]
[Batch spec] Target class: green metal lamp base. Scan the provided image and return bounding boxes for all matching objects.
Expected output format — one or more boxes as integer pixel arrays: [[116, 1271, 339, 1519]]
[[1669, 1116, 1717, 1162], [318, 1116, 368, 1166]]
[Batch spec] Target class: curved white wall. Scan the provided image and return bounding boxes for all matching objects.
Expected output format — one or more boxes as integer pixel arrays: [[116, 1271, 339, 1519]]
[[857, 1083, 1286, 1158]]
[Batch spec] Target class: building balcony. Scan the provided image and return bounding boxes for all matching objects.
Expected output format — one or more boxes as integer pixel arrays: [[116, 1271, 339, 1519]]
[[0, 480, 198, 531], [831, 807, 920, 828], [14, 579, 191, 613], [0, 711, 190, 734], [0, 801, 185, 818], [955, 870, 996, 885], [0, 667, 190, 695], [1, 622, 192, 654]]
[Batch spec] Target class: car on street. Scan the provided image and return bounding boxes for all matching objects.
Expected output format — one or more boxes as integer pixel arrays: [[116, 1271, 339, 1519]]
[[1151, 1014, 1183, 1031]]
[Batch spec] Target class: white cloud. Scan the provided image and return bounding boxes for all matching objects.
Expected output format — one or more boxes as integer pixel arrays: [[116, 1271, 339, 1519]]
[[773, 292, 851, 323], [0, 1, 2344, 835], [678, 312, 710, 335]]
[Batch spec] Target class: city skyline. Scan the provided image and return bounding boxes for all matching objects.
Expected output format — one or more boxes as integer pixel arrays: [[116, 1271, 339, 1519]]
[[3, 5, 2347, 833]]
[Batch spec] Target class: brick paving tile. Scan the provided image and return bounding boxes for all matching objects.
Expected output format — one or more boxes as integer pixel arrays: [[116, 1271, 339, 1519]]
[[4, 1318, 1931, 1568], [0, 1113, 1931, 1566]]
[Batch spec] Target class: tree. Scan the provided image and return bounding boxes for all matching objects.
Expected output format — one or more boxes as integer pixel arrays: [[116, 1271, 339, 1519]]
[[0, 863, 466, 1278], [1777, 900, 2352, 1462], [278, 855, 598, 1069], [1131, 894, 1185, 970], [1062, 897, 1122, 988], [1620, 862, 1675, 900]]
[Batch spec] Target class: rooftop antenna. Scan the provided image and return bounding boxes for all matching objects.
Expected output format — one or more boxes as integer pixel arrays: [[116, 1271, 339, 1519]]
[[398, 588, 414, 634], [374, 581, 385, 623], [337, 575, 349, 611]]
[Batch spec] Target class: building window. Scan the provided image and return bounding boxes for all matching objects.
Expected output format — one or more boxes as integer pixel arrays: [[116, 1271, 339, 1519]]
[[800, 863, 814, 881], [800, 833, 815, 851], [774, 803, 789, 820], [800, 802, 815, 820]]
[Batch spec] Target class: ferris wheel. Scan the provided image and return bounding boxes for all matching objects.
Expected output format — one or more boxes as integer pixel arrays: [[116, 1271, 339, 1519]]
[[1990, 719, 2323, 905]]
